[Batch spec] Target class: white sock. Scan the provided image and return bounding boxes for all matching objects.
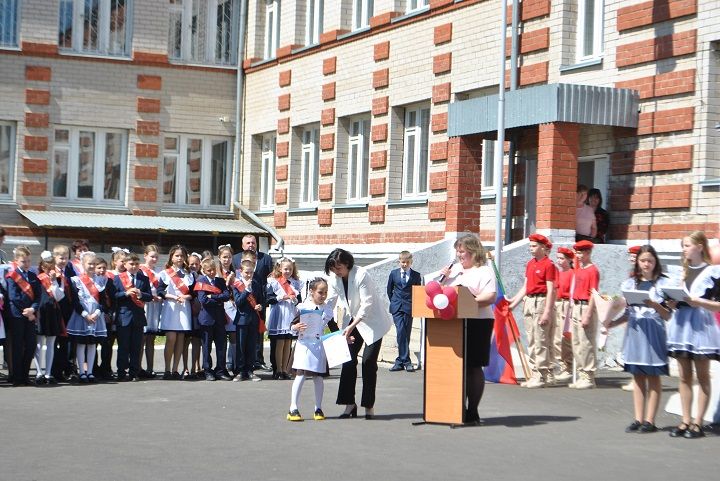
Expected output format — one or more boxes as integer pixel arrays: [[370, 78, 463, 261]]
[[86, 345, 96, 375], [34, 336, 46, 376], [45, 336, 56, 377], [313, 376, 323, 411], [76, 344, 86, 375], [290, 374, 305, 411]]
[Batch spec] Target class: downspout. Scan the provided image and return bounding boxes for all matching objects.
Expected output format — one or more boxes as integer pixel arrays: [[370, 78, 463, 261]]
[[235, 201, 285, 254], [504, 0, 520, 245], [494, 0, 509, 266], [234, 0, 248, 211]]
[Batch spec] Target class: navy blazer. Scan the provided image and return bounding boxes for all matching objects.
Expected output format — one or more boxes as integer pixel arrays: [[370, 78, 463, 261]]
[[232, 251, 273, 306], [6, 268, 42, 318], [113, 271, 153, 327], [232, 277, 261, 326], [196, 275, 231, 326], [386, 268, 422, 315]]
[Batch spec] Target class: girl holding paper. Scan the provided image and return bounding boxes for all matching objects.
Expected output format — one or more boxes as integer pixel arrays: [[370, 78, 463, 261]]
[[666, 231, 720, 439]]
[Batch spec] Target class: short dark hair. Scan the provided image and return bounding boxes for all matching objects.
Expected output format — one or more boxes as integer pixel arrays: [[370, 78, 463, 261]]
[[324, 248, 354, 275], [587, 188, 603, 205], [72, 239, 90, 253]]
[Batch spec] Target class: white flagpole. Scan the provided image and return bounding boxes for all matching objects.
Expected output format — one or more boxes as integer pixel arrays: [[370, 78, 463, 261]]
[[494, 0, 508, 267]]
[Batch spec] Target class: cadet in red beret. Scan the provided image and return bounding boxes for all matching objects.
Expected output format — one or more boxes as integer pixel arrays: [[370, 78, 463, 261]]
[[509, 234, 558, 388], [553, 247, 575, 382], [627, 245, 641, 265], [568, 239, 600, 389]]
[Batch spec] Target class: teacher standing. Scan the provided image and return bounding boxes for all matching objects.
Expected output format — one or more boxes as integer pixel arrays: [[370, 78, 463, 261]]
[[325, 248, 392, 419]]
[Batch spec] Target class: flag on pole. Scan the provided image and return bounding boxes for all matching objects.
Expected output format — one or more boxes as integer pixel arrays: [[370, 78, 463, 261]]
[[484, 260, 522, 384]]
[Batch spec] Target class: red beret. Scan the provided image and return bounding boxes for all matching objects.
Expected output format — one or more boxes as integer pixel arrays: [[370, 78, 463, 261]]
[[529, 234, 551, 248], [557, 247, 574, 257], [628, 245, 641, 255], [573, 240, 594, 251]]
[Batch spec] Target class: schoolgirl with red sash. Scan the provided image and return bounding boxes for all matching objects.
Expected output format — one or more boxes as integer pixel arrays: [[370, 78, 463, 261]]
[[34, 255, 66, 384], [231, 271, 264, 380], [140, 245, 162, 378], [266, 259, 302, 380]]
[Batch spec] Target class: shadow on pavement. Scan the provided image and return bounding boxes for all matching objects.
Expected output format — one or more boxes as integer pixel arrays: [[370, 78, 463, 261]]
[[479, 415, 580, 428]]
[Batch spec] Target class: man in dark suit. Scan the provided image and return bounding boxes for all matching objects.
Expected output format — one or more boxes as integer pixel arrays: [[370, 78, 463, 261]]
[[195, 259, 232, 381], [113, 253, 153, 381], [386, 251, 422, 372], [233, 234, 273, 371]]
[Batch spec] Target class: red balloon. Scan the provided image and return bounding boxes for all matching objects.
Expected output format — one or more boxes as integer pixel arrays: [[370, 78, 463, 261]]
[[443, 287, 458, 305], [425, 281, 443, 297], [439, 305, 456, 320], [425, 296, 435, 310]]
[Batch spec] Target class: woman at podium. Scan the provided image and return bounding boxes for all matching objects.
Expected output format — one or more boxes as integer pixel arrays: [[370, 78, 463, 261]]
[[438, 235, 497, 424]]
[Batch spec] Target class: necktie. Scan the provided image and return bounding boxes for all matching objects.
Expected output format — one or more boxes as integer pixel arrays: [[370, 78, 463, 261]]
[[401, 271, 406, 285], [131, 274, 136, 286]]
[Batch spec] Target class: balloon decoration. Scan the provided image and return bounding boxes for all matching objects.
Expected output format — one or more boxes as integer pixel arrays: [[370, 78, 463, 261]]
[[424, 281, 458, 320]]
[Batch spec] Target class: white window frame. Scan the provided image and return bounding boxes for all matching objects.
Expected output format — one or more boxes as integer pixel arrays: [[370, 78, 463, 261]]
[[406, 0, 429, 13], [577, 0, 604, 62], [58, 0, 132, 56], [305, 0, 323, 46], [168, 0, 239, 65], [402, 106, 430, 199], [0, 121, 16, 198], [264, 0, 280, 59], [481, 139, 496, 191], [347, 117, 370, 202], [0, 0, 20, 48], [51, 126, 128, 203], [260, 134, 276, 208], [162, 134, 232, 209], [300, 127, 320, 206], [351, 0, 372, 30]]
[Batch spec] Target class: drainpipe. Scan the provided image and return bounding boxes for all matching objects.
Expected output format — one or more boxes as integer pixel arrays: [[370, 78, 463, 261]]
[[235, 201, 285, 254], [494, 0, 509, 266], [234, 0, 248, 207], [504, 0, 520, 245]]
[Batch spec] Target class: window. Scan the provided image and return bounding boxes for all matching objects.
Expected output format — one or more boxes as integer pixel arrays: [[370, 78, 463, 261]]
[[406, 0, 428, 13], [163, 135, 231, 208], [260, 134, 276, 208], [305, 0, 323, 45], [402, 106, 430, 198], [300, 128, 319, 205], [52, 127, 127, 202], [0, 122, 15, 196], [0, 0, 19, 48], [481, 139, 496, 190], [264, 0, 279, 59], [577, 0, 604, 61], [347, 118, 370, 201], [58, 0, 131, 56], [352, 0, 372, 30], [168, 0, 239, 65]]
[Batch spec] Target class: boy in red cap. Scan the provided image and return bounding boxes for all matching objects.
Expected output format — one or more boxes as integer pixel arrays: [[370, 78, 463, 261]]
[[509, 234, 557, 388], [569, 240, 600, 389], [553, 247, 575, 382]]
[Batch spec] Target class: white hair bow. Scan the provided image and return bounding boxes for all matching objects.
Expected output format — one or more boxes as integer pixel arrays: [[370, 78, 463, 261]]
[[40, 250, 53, 262], [80, 251, 96, 261], [111, 246, 130, 254]]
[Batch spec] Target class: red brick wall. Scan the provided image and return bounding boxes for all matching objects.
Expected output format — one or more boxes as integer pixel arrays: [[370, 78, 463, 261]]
[[610, 184, 692, 210], [536, 122, 579, 230], [616, 30, 696, 67], [445, 135, 483, 232], [611, 146, 693, 174], [617, 0, 696, 32], [615, 69, 695, 99]]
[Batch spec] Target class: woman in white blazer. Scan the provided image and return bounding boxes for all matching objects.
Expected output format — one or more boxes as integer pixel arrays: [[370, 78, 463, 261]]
[[325, 249, 392, 419]]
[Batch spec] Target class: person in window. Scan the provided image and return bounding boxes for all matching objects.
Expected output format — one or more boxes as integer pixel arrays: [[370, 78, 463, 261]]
[[587, 188, 609, 244], [575, 184, 597, 242]]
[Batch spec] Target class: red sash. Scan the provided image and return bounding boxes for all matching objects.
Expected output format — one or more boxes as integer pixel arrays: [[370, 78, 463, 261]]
[[193, 282, 222, 295], [278, 276, 297, 300], [6, 270, 35, 301], [235, 280, 266, 333], [165, 268, 191, 296], [79, 274, 101, 303], [119, 272, 144, 308], [71, 258, 85, 275], [37, 273, 58, 300], [139, 265, 158, 288], [106, 271, 116, 279]]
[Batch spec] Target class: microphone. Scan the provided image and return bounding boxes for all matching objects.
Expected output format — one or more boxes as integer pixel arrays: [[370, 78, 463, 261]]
[[437, 261, 457, 283]]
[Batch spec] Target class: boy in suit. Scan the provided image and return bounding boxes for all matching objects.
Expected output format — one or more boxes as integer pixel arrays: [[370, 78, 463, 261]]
[[232, 260, 263, 381], [386, 251, 422, 372], [195, 259, 232, 381], [113, 253, 153, 381]]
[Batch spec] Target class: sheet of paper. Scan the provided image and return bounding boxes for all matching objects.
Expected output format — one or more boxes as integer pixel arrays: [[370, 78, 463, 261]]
[[663, 286, 690, 302], [622, 289, 651, 305], [322, 331, 352, 368]]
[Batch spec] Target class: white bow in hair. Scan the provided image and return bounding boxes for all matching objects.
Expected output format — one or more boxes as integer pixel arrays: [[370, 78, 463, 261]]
[[190, 252, 202, 259], [40, 250, 53, 262], [80, 251, 96, 261], [111, 246, 130, 254], [218, 244, 232, 250], [279, 256, 296, 264]]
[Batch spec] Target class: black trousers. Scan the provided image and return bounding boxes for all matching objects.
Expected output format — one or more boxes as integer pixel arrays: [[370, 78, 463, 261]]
[[99, 332, 116, 374], [9, 317, 36, 383], [116, 322, 143, 376], [235, 321, 258, 375], [51, 336, 70, 378], [201, 322, 227, 373], [337, 328, 382, 409], [255, 311, 266, 366]]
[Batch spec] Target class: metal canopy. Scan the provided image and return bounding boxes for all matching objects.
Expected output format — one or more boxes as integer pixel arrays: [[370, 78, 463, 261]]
[[18, 210, 267, 235], [448, 83, 639, 137]]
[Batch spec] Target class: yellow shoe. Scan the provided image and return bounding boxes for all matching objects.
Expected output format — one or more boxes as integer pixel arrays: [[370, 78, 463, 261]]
[[313, 409, 325, 421], [287, 409, 303, 422]]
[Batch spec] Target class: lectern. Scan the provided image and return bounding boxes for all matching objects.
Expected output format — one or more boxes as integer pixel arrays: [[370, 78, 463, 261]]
[[412, 285, 483, 425]]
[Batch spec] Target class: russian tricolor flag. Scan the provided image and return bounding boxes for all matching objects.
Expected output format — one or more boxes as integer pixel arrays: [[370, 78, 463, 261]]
[[483, 279, 520, 384]]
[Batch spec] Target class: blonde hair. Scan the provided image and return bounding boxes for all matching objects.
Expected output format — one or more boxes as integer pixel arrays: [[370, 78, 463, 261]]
[[682, 231, 712, 279], [272, 257, 299, 280], [52, 245, 70, 257], [144, 244, 160, 255], [453, 234, 487, 267], [201, 258, 217, 273], [13, 245, 31, 259]]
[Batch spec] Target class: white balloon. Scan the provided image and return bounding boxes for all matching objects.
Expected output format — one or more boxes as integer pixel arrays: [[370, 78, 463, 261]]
[[433, 294, 449, 309]]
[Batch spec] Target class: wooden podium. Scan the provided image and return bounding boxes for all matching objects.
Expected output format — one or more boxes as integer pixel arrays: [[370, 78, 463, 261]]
[[412, 285, 483, 425]]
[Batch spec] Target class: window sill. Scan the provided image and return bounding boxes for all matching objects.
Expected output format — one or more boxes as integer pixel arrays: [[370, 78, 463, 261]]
[[168, 60, 238, 69], [253, 209, 275, 215], [387, 198, 428, 208], [559, 57, 603, 73], [251, 57, 277, 67], [58, 50, 132, 61], [699, 178, 720, 187], [480, 192, 496, 200], [392, 6, 430, 24], [333, 202, 368, 210], [288, 206, 318, 214], [338, 27, 370, 40], [292, 43, 319, 54], [0, 45, 20, 52], [48, 202, 130, 212], [161, 207, 234, 217]]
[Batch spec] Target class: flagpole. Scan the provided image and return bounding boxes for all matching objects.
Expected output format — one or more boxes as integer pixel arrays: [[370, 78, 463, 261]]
[[494, 0, 508, 267], [490, 255, 531, 380]]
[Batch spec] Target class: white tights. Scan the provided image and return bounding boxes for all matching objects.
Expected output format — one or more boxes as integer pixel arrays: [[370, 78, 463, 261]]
[[290, 372, 324, 412], [34, 336, 56, 377], [76, 343, 97, 375]]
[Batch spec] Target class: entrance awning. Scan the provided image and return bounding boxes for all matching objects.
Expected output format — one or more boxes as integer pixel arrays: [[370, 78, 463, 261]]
[[448, 83, 639, 137], [18, 210, 267, 235]]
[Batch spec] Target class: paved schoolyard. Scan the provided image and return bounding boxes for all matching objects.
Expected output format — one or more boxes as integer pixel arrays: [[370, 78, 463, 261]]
[[1, 354, 717, 481]]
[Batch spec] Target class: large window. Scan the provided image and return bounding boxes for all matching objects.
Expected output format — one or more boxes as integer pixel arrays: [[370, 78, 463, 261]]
[[407, 0, 428, 13], [482, 139, 496, 191], [168, 0, 239, 65], [58, 0, 131, 56], [577, 0, 604, 61], [0, 122, 15, 196], [352, 0, 372, 30], [260, 134, 276, 208], [0, 0, 19, 48], [163, 135, 231, 208], [263, 0, 279, 59], [347, 117, 370, 202], [300, 127, 319, 206], [52, 127, 127, 202], [305, 0, 323, 45], [402, 106, 430, 198]]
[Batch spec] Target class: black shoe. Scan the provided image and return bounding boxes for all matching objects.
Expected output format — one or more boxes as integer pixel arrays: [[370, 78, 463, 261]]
[[217, 372, 232, 381], [162, 371, 172, 380], [205, 372, 216, 381], [338, 405, 358, 419], [639, 422, 658, 433], [625, 420, 642, 433], [116, 372, 127, 382], [272, 372, 280, 380], [79, 374, 88, 383], [683, 424, 705, 439], [131, 376, 140, 382], [35, 376, 46, 386], [87, 374, 97, 383], [669, 423, 689, 437], [389, 364, 403, 372], [46, 376, 57, 385], [405, 364, 415, 373], [465, 409, 481, 426]]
